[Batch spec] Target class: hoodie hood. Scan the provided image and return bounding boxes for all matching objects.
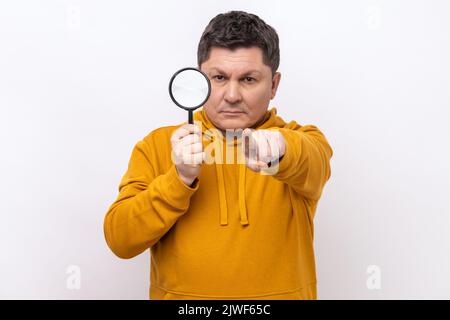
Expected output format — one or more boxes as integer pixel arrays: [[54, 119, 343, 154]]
[[192, 107, 287, 226]]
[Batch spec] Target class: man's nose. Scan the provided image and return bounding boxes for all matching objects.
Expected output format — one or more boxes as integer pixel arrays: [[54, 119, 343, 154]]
[[223, 81, 242, 104]]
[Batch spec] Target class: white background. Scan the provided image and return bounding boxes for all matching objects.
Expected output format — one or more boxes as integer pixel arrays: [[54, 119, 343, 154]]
[[1, 0, 449, 299]]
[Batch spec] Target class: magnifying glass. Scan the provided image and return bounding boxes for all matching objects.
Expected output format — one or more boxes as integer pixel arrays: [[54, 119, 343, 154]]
[[169, 67, 211, 124]]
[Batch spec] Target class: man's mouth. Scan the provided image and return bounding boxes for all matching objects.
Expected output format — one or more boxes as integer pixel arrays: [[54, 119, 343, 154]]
[[220, 110, 245, 116]]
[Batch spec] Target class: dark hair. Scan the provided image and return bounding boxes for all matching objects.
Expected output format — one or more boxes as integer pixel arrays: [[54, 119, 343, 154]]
[[197, 11, 280, 76]]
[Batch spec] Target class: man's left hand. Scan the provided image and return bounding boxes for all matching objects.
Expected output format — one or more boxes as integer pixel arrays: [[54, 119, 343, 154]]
[[242, 129, 286, 172]]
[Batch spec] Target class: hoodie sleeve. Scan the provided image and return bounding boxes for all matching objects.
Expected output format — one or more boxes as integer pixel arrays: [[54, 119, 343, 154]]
[[103, 137, 199, 259], [271, 125, 333, 201]]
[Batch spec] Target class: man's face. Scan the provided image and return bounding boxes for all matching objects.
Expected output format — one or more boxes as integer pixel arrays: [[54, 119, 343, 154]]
[[200, 46, 281, 131]]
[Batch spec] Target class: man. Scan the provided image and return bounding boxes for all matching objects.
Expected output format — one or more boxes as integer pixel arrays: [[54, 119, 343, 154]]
[[104, 11, 333, 300]]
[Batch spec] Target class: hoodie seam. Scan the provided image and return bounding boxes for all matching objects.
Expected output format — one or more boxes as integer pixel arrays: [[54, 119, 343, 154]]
[[152, 282, 317, 299]]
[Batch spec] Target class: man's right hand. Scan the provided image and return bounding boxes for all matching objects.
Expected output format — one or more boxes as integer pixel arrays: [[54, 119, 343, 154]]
[[170, 123, 204, 186]]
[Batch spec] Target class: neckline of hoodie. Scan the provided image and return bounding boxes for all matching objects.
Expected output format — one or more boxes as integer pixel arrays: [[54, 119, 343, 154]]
[[195, 107, 277, 146]]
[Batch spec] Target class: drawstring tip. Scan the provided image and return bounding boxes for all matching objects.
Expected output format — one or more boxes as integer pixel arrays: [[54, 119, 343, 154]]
[[220, 216, 228, 226], [240, 219, 249, 226]]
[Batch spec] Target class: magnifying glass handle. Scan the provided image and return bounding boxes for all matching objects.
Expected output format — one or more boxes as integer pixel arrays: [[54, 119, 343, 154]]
[[188, 110, 193, 124]]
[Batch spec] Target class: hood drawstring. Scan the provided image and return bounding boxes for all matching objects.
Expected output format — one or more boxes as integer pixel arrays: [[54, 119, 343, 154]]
[[238, 163, 249, 225], [215, 162, 228, 225], [211, 134, 249, 226], [215, 163, 248, 226]]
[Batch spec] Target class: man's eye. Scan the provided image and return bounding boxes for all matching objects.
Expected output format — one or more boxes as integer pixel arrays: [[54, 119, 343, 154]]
[[213, 75, 225, 81], [244, 77, 255, 83]]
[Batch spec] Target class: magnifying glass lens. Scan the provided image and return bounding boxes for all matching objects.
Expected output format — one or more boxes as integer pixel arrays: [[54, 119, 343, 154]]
[[169, 68, 211, 124], [171, 71, 208, 106]]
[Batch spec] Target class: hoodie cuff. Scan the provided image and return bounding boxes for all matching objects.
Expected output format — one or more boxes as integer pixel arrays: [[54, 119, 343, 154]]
[[162, 165, 200, 204], [271, 129, 301, 179]]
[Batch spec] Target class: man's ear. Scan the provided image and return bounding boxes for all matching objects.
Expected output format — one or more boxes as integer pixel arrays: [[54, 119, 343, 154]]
[[271, 72, 281, 99]]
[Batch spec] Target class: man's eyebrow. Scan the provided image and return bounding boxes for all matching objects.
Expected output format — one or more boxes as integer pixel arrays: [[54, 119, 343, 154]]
[[208, 67, 262, 76]]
